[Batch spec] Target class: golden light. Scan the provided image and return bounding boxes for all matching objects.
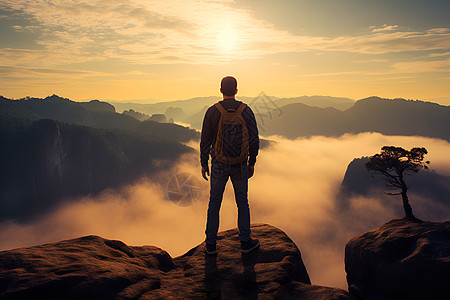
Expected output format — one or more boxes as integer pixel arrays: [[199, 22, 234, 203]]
[[218, 25, 239, 54]]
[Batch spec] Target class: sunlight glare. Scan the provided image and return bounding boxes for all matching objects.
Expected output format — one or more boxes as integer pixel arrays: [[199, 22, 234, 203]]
[[218, 25, 238, 55]]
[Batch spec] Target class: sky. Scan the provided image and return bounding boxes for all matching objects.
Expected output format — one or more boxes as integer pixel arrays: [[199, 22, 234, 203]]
[[1, 0, 450, 103]]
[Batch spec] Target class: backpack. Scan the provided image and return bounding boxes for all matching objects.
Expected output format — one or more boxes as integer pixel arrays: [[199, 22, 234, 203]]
[[214, 102, 249, 164]]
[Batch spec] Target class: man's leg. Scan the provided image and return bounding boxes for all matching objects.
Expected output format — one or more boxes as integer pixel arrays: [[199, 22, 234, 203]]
[[230, 164, 250, 242], [205, 162, 229, 245]]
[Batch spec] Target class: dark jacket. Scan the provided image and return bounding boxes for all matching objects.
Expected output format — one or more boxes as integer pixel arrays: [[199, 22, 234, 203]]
[[200, 98, 259, 168]]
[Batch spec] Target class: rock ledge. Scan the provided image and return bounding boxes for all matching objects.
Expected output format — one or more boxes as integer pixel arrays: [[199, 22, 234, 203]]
[[0, 224, 350, 299], [345, 219, 450, 300]]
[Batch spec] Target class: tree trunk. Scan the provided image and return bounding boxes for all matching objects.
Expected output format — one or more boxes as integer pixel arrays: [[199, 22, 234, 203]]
[[401, 188, 415, 219], [398, 172, 415, 220]]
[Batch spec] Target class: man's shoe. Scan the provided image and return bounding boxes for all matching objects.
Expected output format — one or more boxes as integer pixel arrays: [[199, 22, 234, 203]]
[[241, 238, 260, 254], [205, 243, 217, 255]]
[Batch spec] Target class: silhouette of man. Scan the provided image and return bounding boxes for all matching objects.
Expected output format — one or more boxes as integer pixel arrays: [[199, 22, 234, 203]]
[[201, 76, 260, 255]]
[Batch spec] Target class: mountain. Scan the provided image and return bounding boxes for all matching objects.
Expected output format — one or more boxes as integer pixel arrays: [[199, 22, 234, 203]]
[[273, 95, 355, 111], [110, 95, 353, 115], [0, 95, 201, 222], [261, 103, 346, 138], [0, 224, 351, 299], [0, 95, 199, 143], [263, 97, 450, 141], [183, 105, 209, 130], [122, 109, 151, 121], [0, 95, 115, 123], [345, 97, 450, 140], [109, 95, 355, 130], [0, 118, 194, 222], [110, 96, 221, 116]]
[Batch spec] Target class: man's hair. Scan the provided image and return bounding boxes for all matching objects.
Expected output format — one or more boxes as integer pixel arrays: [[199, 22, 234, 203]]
[[221, 76, 237, 96]]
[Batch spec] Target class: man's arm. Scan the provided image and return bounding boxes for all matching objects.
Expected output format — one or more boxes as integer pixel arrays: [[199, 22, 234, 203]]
[[200, 107, 214, 179], [245, 106, 259, 167]]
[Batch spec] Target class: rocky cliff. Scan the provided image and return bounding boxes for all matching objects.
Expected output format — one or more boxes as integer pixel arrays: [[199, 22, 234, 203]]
[[0, 224, 351, 299], [345, 219, 450, 300], [0, 118, 194, 222]]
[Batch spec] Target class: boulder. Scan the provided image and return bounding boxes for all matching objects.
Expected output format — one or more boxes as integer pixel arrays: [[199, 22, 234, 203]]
[[0, 224, 351, 299], [345, 219, 450, 300]]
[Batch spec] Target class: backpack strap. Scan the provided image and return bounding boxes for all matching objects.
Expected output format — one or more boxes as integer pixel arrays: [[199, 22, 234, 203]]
[[214, 102, 247, 114], [236, 103, 247, 114], [214, 102, 227, 114]]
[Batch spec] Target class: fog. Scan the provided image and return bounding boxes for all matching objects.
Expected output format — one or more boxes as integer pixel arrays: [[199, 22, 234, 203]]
[[1, 132, 449, 289]]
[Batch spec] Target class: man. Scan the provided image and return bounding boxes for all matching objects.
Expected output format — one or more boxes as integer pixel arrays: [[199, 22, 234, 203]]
[[200, 76, 260, 255]]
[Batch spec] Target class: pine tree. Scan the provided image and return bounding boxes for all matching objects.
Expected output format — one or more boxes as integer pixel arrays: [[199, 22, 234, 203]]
[[366, 146, 429, 220]]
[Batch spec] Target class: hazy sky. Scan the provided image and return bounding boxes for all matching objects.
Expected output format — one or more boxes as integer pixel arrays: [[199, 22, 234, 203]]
[[1, 0, 449, 102]]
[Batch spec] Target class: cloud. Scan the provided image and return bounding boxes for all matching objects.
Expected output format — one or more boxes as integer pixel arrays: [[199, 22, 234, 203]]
[[0, 46, 104, 68], [11, 24, 41, 32], [391, 58, 450, 73], [314, 29, 450, 54], [295, 56, 450, 79], [0, 65, 114, 86], [2, 0, 450, 68], [370, 24, 399, 32], [1, 132, 449, 290], [427, 28, 450, 34], [0, 151, 210, 255], [429, 51, 450, 57], [249, 133, 450, 287]]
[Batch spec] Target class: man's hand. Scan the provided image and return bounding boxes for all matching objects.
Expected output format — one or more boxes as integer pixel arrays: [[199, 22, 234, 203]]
[[202, 166, 210, 181], [248, 165, 254, 179]]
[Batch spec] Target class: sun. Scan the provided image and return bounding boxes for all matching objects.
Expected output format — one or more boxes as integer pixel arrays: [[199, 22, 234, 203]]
[[218, 25, 239, 54]]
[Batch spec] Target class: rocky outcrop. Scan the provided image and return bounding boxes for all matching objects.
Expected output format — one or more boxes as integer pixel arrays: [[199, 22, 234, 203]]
[[345, 219, 450, 300], [80, 100, 116, 113], [0, 224, 351, 299]]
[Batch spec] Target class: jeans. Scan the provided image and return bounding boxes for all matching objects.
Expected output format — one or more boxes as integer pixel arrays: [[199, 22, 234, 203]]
[[205, 161, 250, 244]]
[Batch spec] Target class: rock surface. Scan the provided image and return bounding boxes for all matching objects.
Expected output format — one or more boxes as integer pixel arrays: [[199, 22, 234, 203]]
[[0, 224, 351, 299], [345, 219, 450, 300]]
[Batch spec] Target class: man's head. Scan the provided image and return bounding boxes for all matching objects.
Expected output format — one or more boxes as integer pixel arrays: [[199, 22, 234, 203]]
[[220, 76, 237, 97]]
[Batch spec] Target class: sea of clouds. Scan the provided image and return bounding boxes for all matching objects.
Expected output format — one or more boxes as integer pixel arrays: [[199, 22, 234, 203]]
[[1, 132, 449, 289]]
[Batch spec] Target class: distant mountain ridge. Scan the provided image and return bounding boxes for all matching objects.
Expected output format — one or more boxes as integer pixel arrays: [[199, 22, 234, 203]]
[[109, 95, 355, 130], [110, 96, 222, 116], [0, 95, 199, 143], [273, 95, 355, 111], [110, 95, 354, 114], [110, 96, 450, 142], [263, 96, 450, 141], [3, 94, 448, 142]]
